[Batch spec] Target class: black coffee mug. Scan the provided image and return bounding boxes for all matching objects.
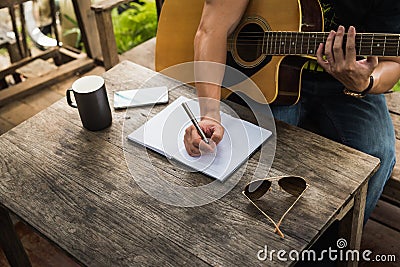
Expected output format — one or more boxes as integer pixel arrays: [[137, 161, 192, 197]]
[[66, 75, 112, 131]]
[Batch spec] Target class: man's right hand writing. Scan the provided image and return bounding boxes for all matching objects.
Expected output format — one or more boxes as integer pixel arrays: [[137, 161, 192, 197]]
[[183, 118, 224, 157]]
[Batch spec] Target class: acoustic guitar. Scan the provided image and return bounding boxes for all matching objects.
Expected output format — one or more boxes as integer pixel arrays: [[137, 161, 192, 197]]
[[155, 0, 400, 105]]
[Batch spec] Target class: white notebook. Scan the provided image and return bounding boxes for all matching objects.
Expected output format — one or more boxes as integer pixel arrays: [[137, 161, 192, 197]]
[[127, 96, 272, 181]]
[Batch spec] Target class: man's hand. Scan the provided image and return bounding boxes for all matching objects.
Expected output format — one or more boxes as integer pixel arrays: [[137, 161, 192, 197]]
[[316, 25, 379, 92], [183, 118, 224, 157]]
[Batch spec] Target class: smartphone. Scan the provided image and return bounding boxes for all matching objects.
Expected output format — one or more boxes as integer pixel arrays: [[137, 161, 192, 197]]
[[113, 86, 168, 109]]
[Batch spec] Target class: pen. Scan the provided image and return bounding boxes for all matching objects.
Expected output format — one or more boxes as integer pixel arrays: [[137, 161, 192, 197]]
[[181, 102, 210, 145]]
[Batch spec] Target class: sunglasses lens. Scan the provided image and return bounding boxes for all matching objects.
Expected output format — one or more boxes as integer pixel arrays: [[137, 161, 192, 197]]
[[278, 176, 307, 197], [244, 180, 272, 200]]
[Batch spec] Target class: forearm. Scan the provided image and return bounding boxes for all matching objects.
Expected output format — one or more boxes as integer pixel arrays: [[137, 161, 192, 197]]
[[194, 0, 249, 120], [370, 58, 400, 94], [194, 29, 227, 120]]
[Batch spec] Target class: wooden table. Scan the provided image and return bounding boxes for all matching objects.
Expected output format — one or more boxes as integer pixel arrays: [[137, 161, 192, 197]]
[[0, 61, 380, 266], [384, 92, 400, 205]]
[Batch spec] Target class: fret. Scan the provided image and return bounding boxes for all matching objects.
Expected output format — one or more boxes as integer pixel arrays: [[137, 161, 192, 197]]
[[276, 32, 279, 55], [268, 32, 272, 55], [370, 33, 374, 55], [288, 32, 292, 54], [281, 32, 285, 55], [316, 33, 322, 54], [318, 33, 325, 54], [358, 35, 372, 56], [398, 35, 400, 56], [272, 32, 275, 55], [317, 32, 323, 53], [262, 31, 265, 54], [307, 32, 310, 55], [383, 35, 386, 56], [282, 31, 286, 55], [300, 32, 304, 55], [371, 34, 386, 56], [383, 35, 400, 56], [295, 32, 298, 55], [272, 32, 276, 55], [358, 34, 363, 56], [320, 32, 327, 53], [313, 33, 317, 55], [283, 33, 289, 55]]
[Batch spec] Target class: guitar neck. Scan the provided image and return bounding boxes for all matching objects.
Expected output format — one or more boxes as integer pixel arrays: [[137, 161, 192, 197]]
[[253, 32, 400, 57]]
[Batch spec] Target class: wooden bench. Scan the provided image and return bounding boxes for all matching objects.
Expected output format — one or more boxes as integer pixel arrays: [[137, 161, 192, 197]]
[[0, 24, 22, 63], [383, 92, 400, 206], [0, 0, 102, 106]]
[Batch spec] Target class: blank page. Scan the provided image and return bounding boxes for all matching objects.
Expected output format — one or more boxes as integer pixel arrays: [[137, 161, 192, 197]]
[[128, 96, 272, 181]]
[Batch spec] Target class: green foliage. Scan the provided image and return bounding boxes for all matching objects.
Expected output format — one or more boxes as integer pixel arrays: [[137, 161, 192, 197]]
[[393, 80, 400, 92], [111, 0, 157, 54], [62, 13, 83, 50]]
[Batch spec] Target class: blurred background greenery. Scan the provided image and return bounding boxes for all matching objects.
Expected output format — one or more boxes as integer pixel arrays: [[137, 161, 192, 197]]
[[60, 0, 157, 54], [393, 80, 400, 92], [111, 0, 157, 53]]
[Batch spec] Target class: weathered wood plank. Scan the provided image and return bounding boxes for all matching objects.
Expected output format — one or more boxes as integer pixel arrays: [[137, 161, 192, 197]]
[[71, 0, 102, 59], [0, 0, 30, 8], [338, 182, 368, 267], [120, 37, 156, 70], [93, 8, 119, 70], [369, 200, 400, 232], [0, 101, 41, 126], [390, 113, 400, 140], [91, 0, 131, 12], [0, 117, 15, 135], [0, 205, 31, 267], [360, 220, 400, 267], [382, 93, 400, 205], [382, 179, 400, 206], [0, 134, 211, 266], [386, 92, 400, 115], [0, 48, 57, 77], [0, 57, 95, 107]]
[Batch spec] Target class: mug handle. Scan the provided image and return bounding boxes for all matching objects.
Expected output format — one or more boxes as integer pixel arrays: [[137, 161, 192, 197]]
[[66, 88, 77, 108]]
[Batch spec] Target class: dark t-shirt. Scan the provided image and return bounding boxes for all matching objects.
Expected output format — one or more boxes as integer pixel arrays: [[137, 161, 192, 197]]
[[302, 1, 400, 82], [319, 0, 400, 33]]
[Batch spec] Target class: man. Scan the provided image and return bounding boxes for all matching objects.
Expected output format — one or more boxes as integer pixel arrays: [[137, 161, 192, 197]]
[[183, 0, 400, 222]]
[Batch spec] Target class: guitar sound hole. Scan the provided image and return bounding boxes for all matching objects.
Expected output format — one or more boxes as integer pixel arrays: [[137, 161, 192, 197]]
[[236, 23, 264, 63]]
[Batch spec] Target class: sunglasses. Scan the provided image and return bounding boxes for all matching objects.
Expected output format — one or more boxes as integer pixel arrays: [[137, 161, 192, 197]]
[[242, 176, 309, 238]]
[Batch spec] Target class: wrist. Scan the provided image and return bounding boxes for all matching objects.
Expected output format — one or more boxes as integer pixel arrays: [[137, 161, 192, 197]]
[[343, 75, 374, 98], [201, 112, 221, 123]]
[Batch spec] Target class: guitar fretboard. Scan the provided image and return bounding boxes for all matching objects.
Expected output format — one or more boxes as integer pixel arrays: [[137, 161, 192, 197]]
[[237, 32, 400, 57]]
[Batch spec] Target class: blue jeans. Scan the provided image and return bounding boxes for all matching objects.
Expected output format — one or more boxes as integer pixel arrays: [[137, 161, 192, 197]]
[[271, 72, 396, 222]]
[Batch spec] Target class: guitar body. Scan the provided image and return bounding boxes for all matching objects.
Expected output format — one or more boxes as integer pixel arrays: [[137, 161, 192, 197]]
[[156, 0, 323, 105]]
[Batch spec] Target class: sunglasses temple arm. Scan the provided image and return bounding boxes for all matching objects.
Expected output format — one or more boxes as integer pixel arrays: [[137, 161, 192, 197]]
[[275, 185, 309, 231], [245, 196, 285, 238]]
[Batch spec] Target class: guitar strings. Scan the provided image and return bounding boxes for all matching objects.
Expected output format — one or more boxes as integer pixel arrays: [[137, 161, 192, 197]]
[[227, 32, 400, 56]]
